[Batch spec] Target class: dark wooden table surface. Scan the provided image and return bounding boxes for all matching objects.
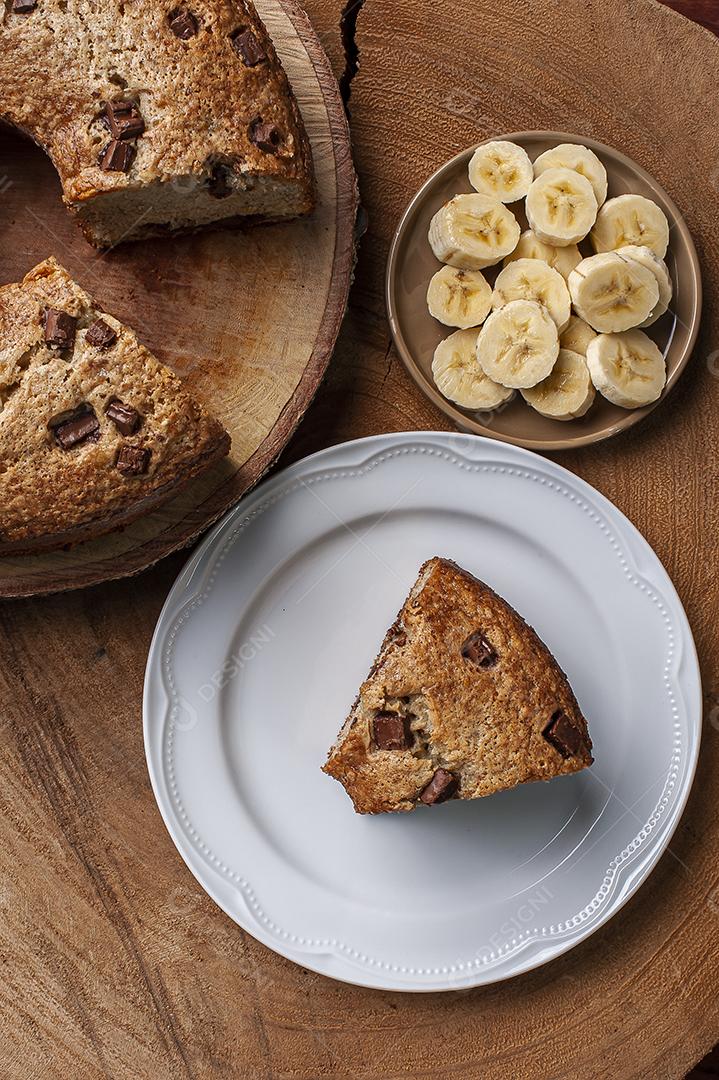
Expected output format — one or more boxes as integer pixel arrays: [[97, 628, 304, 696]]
[[663, 0, 719, 35], [1, 1, 718, 1077]]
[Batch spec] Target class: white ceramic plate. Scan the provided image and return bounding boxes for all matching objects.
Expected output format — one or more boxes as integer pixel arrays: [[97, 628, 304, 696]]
[[144, 433, 701, 992]]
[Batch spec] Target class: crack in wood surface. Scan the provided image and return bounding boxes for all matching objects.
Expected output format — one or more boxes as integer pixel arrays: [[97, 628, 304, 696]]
[[338, 0, 365, 108]]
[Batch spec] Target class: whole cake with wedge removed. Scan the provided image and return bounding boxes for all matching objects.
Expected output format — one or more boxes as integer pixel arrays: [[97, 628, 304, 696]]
[[0, 258, 230, 555], [0, 0, 313, 247], [323, 557, 592, 813]]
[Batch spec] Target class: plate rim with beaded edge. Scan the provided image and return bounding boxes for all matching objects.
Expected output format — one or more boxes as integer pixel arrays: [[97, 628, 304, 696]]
[[143, 432, 701, 992], [385, 131, 702, 451]]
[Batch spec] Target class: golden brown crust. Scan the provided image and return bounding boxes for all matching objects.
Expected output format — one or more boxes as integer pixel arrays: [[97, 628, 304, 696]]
[[323, 557, 593, 814], [0, 258, 230, 554], [0, 0, 314, 246]]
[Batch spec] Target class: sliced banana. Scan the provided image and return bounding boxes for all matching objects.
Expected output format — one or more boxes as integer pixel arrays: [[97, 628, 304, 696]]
[[568, 252, 659, 333], [591, 194, 670, 258], [525, 167, 598, 247], [492, 258, 571, 332], [476, 299, 559, 389], [616, 245, 673, 326], [533, 143, 608, 207], [426, 266, 493, 328], [560, 315, 597, 356], [586, 329, 666, 408], [468, 140, 533, 203], [432, 328, 515, 410], [521, 348, 596, 420], [428, 194, 521, 270], [503, 229, 582, 282]]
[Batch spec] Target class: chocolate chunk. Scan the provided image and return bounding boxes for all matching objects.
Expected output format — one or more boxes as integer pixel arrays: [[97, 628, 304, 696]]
[[372, 712, 411, 752], [208, 163, 234, 199], [116, 445, 151, 476], [543, 710, 585, 758], [419, 768, 457, 806], [461, 630, 497, 668], [106, 400, 141, 435], [49, 405, 100, 450], [85, 318, 117, 349], [98, 139, 136, 173], [43, 308, 77, 350], [248, 116, 281, 153], [12, 0, 37, 12], [231, 27, 266, 66], [169, 8, 198, 38], [103, 99, 145, 141]]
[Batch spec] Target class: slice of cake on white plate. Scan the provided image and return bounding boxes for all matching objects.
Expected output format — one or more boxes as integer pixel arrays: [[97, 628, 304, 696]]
[[323, 557, 592, 813], [0, 0, 314, 247], [0, 258, 230, 554]]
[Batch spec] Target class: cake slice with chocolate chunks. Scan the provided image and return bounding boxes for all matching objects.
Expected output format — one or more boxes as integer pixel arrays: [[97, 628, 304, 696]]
[[323, 557, 592, 814], [0, 258, 230, 555]]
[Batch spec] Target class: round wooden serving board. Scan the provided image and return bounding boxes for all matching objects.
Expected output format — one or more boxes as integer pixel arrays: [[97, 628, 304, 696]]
[[0, 0, 357, 598]]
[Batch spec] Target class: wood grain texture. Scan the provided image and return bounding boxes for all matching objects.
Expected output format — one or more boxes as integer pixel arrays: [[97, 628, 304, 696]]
[[0, 0, 718, 1078], [0, 0, 358, 598]]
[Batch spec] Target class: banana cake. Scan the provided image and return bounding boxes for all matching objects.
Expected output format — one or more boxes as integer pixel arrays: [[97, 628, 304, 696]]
[[0, 258, 230, 554], [0, 0, 314, 247], [323, 557, 592, 813]]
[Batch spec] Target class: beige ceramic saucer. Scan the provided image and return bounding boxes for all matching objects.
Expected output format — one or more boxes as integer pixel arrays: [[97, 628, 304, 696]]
[[386, 131, 702, 451]]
